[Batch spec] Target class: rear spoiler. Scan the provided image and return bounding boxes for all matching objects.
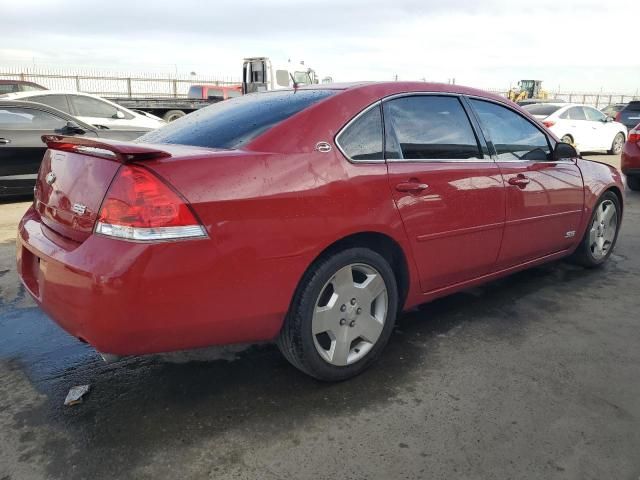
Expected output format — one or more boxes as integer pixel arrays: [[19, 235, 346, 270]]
[[42, 135, 171, 163]]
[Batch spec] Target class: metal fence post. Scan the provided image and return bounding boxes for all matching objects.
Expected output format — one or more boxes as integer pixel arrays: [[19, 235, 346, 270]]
[[126, 78, 132, 98], [75, 76, 81, 92], [172, 79, 177, 98]]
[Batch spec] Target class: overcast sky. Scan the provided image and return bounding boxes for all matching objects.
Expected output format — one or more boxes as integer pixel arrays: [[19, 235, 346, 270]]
[[2, 0, 639, 93]]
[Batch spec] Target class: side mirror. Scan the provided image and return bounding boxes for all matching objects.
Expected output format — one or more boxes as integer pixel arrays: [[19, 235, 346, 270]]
[[604, 116, 614, 122], [64, 121, 86, 134], [113, 110, 125, 119], [554, 141, 578, 161]]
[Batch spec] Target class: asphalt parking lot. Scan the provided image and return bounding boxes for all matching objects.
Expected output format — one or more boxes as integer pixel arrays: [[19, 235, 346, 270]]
[[1, 154, 639, 480]]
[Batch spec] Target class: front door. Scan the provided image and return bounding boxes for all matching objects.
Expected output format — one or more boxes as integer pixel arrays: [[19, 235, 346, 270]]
[[383, 95, 505, 293], [468, 98, 584, 269]]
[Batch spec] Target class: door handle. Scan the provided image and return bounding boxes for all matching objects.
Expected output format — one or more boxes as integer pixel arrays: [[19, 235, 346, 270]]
[[508, 174, 530, 188], [395, 181, 429, 193], [0, 138, 10, 145]]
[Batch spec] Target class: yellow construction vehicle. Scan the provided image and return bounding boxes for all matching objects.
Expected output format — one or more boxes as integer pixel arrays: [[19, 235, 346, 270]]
[[507, 80, 550, 103]]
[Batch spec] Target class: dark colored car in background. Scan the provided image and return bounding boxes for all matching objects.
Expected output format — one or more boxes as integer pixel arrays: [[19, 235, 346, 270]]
[[601, 103, 627, 119], [0, 100, 151, 198], [615, 101, 640, 130], [622, 123, 640, 191], [0, 80, 47, 94]]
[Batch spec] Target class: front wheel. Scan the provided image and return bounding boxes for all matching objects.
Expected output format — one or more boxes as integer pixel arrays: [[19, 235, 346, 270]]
[[609, 132, 624, 155], [569, 191, 621, 267], [277, 247, 398, 381]]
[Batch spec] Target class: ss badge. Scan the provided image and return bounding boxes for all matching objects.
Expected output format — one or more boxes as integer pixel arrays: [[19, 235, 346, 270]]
[[565, 230, 576, 239]]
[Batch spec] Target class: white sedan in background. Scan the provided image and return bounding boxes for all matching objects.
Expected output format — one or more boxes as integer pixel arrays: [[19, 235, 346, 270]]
[[524, 103, 627, 154], [0, 90, 165, 130]]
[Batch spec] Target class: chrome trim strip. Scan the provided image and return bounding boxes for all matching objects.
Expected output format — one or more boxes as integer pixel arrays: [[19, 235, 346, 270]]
[[386, 158, 492, 164], [334, 100, 385, 164]]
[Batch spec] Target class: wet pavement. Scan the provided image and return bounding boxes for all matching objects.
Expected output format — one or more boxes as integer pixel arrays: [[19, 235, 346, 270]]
[[1, 154, 639, 480]]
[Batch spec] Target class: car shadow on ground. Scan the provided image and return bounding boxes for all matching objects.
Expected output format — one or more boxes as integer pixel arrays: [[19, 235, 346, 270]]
[[3, 253, 627, 479]]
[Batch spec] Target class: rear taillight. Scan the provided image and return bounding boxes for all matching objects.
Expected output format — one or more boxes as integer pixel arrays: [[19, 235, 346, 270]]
[[542, 120, 555, 128], [95, 165, 207, 241], [629, 125, 640, 144]]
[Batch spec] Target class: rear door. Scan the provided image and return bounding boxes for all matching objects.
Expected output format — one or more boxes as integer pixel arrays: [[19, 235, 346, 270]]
[[467, 98, 584, 269], [383, 95, 505, 293]]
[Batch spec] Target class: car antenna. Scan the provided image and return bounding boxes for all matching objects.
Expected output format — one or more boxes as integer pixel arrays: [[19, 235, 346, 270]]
[[289, 73, 298, 90]]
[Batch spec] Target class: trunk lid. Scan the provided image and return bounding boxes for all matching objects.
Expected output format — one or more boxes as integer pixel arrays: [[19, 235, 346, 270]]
[[35, 136, 173, 242]]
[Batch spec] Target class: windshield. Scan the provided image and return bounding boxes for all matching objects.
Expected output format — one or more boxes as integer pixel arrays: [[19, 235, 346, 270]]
[[523, 104, 562, 116], [139, 89, 335, 149]]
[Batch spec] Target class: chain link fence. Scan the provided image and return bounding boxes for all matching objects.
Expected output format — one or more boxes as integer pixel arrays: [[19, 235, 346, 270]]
[[488, 89, 640, 108], [0, 65, 241, 98], [2, 65, 638, 107]]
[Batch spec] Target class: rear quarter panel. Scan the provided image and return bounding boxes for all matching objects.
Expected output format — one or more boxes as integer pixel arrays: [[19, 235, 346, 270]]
[[145, 149, 417, 341]]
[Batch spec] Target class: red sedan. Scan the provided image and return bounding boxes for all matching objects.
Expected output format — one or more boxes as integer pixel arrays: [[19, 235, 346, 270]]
[[622, 123, 640, 191], [17, 82, 624, 381]]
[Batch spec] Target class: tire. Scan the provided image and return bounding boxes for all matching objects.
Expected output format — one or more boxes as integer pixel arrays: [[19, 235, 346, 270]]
[[163, 110, 186, 122], [561, 135, 574, 145], [609, 132, 625, 155], [627, 176, 640, 191], [569, 191, 621, 268], [277, 247, 398, 381]]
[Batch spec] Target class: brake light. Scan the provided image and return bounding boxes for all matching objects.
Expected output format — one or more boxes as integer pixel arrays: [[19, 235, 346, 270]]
[[542, 120, 555, 128], [629, 125, 640, 144], [95, 165, 207, 241]]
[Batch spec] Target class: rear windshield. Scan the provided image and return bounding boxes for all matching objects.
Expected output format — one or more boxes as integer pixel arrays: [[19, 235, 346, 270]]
[[139, 89, 335, 149], [523, 104, 562, 116], [625, 101, 640, 112]]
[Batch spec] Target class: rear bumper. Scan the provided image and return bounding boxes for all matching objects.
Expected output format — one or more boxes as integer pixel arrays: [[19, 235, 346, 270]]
[[621, 141, 640, 175], [17, 206, 289, 356]]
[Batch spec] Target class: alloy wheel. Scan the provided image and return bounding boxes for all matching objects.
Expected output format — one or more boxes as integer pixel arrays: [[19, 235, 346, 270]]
[[589, 199, 618, 260], [311, 263, 388, 366]]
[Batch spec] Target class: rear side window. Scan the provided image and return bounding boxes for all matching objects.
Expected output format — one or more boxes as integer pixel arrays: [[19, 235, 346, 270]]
[[469, 99, 551, 161], [383, 96, 481, 160], [28, 94, 70, 113], [336, 105, 383, 161], [140, 89, 335, 149]]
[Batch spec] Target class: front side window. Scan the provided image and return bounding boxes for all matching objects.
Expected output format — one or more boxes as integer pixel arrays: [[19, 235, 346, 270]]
[[336, 105, 383, 161], [0, 84, 18, 94], [584, 107, 606, 122], [70, 95, 119, 118], [28, 94, 70, 113], [0, 107, 66, 130], [560, 107, 587, 120], [470, 99, 551, 161], [140, 89, 335, 149], [383, 96, 481, 160]]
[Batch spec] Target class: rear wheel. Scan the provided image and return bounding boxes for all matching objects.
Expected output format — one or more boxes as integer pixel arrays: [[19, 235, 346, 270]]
[[609, 132, 625, 155], [569, 191, 620, 267], [163, 110, 186, 122], [277, 247, 398, 381], [627, 175, 640, 191]]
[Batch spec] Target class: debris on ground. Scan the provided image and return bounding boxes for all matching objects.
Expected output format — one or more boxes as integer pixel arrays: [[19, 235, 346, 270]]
[[64, 385, 90, 406]]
